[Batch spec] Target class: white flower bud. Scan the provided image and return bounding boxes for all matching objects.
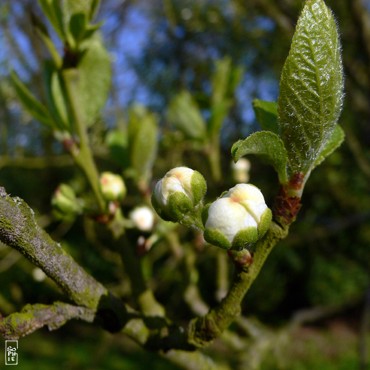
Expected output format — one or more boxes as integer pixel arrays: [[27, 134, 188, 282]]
[[130, 206, 155, 231], [32, 267, 47, 282], [99, 172, 126, 201], [231, 158, 251, 183], [152, 166, 207, 223], [203, 184, 272, 249]]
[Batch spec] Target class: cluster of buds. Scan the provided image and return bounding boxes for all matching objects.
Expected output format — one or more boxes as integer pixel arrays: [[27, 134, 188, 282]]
[[152, 167, 272, 251]]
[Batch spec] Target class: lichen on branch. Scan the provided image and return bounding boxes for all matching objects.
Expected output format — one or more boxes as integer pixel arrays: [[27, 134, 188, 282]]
[[0, 187, 126, 332]]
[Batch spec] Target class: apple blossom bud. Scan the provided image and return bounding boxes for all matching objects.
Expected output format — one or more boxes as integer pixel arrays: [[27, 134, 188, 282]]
[[99, 172, 126, 201], [130, 206, 155, 231], [203, 184, 272, 249], [151, 166, 207, 223], [231, 158, 251, 183], [52, 184, 83, 220]]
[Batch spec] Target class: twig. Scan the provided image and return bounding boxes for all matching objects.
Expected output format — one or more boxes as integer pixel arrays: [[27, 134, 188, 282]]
[[0, 302, 95, 340]]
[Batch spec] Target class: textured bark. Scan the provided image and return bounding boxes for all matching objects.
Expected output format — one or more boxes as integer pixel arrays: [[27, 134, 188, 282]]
[[0, 302, 95, 339], [0, 187, 125, 332]]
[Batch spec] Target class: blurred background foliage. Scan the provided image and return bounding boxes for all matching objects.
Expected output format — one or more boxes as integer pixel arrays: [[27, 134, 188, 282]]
[[0, 0, 369, 369]]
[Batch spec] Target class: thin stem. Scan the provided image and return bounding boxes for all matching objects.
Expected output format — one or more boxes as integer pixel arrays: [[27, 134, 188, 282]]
[[187, 222, 288, 347]]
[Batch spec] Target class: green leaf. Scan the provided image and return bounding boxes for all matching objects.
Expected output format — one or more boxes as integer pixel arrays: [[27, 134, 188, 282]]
[[65, 0, 99, 20], [231, 131, 289, 184], [277, 0, 344, 174], [74, 36, 111, 127], [209, 57, 243, 136], [38, 0, 66, 40], [128, 106, 158, 184], [313, 125, 345, 169], [69, 13, 87, 43], [167, 90, 206, 140], [43, 61, 70, 131], [10, 71, 53, 127], [106, 129, 129, 167], [31, 12, 62, 67], [252, 99, 279, 134]]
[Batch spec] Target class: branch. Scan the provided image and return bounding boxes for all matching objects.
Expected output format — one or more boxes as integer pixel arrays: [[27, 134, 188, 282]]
[[0, 186, 125, 332], [0, 302, 95, 340]]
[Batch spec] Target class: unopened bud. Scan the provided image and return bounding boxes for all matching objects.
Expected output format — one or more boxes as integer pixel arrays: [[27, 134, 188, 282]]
[[99, 172, 126, 201], [152, 166, 206, 223], [130, 206, 155, 231], [52, 184, 83, 220], [203, 184, 272, 249], [231, 158, 251, 183]]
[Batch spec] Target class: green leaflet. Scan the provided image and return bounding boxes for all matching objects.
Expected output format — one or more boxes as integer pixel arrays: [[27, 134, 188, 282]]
[[313, 124, 345, 169], [31, 12, 62, 67], [106, 129, 129, 168], [231, 131, 289, 184], [74, 36, 111, 127], [10, 71, 54, 128], [65, 0, 100, 21], [38, 0, 66, 41], [209, 57, 243, 137], [128, 106, 158, 185], [252, 99, 279, 134], [43, 61, 69, 131], [69, 13, 88, 43], [167, 90, 206, 140], [277, 0, 344, 175]]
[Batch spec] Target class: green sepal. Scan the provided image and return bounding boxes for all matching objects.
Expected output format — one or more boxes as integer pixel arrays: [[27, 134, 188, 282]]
[[252, 99, 279, 135], [167, 90, 206, 141], [257, 208, 272, 238], [190, 171, 207, 205], [164, 192, 193, 223], [10, 71, 54, 128], [201, 203, 211, 226], [151, 193, 168, 221], [232, 227, 259, 249], [231, 131, 289, 184], [204, 228, 231, 250], [277, 0, 344, 174], [313, 125, 345, 169]]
